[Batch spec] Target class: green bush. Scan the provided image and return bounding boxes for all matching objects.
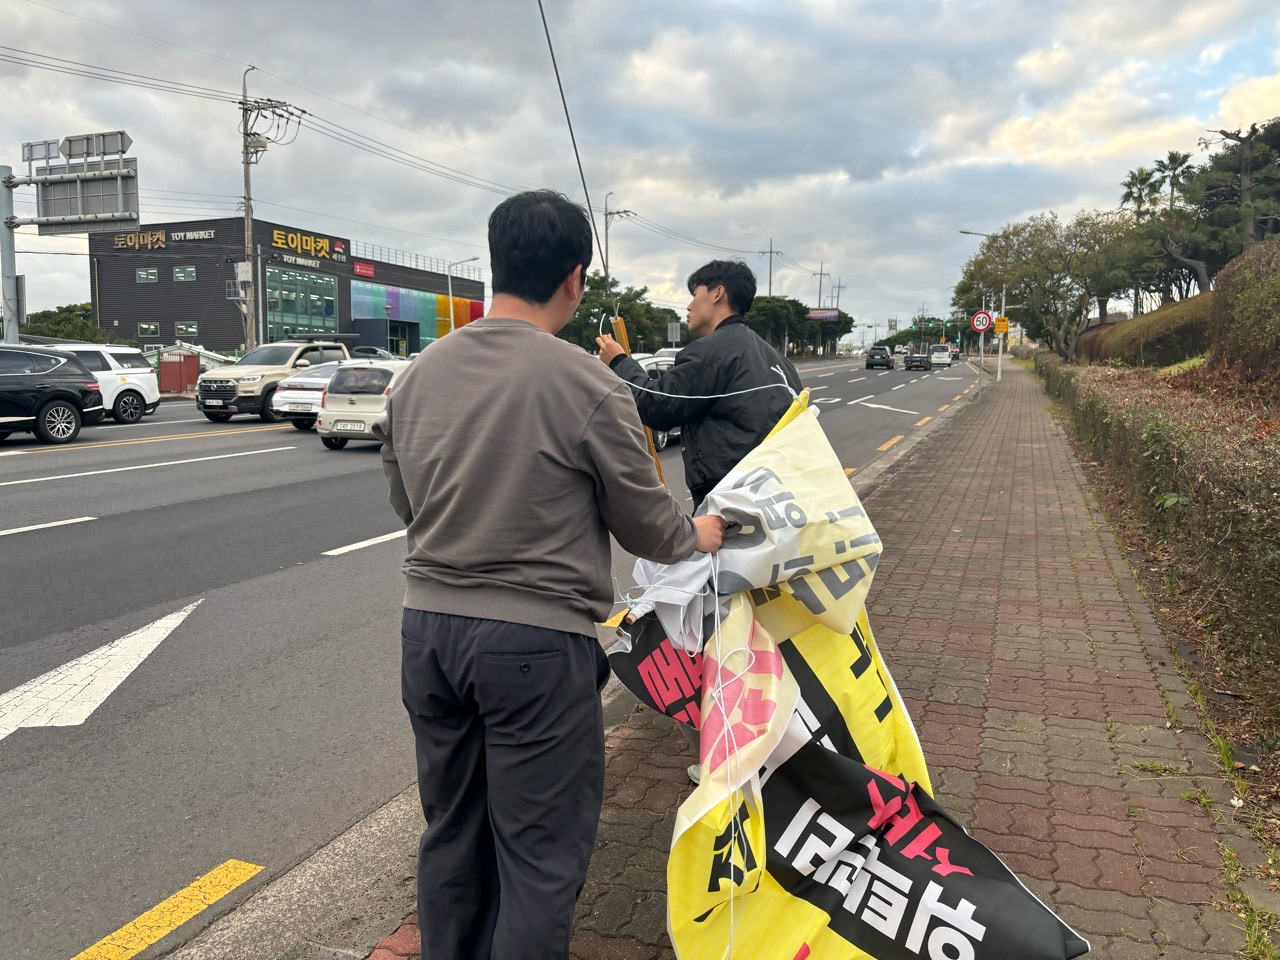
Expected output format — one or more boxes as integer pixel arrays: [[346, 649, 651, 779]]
[[1211, 236, 1280, 379], [1034, 353, 1280, 743], [1075, 293, 1213, 367]]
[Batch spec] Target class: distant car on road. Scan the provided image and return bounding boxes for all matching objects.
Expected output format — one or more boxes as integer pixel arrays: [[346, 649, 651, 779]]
[[196, 340, 350, 423], [316, 359, 411, 449], [270, 361, 343, 431], [58, 343, 160, 424], [904, 350, 932, 371], [0, 345, 105, 444], [950, 347, 961, 363], [351, 346, 398, 360], [865, 346, 895, 370], [929, 344, 953, 368]]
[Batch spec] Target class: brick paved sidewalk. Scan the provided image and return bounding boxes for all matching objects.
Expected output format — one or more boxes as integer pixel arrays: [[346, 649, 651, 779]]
[[367, 364, 1257, 959]]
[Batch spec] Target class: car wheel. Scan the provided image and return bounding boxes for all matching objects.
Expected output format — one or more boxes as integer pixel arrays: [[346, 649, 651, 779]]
[[34, 400, 81, 444], [259, 389, 282, 423], [204, 412, 233, 423], [112, 390, 145, 424], [653, 430, 668, 451], [291, 419, 314, 431], [321, 436, 348, 450]]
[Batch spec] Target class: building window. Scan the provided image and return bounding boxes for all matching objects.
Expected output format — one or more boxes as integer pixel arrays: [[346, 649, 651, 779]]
[[176, 323, 198, 337], [265, 266, 338, 341], [138, 322, 160, 337], [173, 265, 196, 282], [136, 267, 158, 283]]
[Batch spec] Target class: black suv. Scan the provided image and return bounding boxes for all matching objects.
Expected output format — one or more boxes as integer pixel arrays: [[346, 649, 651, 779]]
[[865, 346, 895, 369], [0, 345, 105, 444]]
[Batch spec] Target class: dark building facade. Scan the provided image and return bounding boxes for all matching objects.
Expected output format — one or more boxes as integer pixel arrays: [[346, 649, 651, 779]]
[[89, 217, 486, 354]]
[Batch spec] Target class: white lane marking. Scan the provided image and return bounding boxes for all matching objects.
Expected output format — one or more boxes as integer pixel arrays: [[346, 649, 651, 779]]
[[860, 402, 919, 415], [809, 385, 828, 391], [0, 601, 202, 742], [322, 531, 404, 556], [0, 450, 29, 458], [0, 516, 97, 538], [847, 377, 866, 383], [0, 447, 296, 488], [847, 395, 876, 405], [817, 372, 834, 378], [892, 384, 906, 391], [813, 397, 842, 404], [937, 377, 963, 380], [877, 372, 890, 376], [910, 379, 920, 383]]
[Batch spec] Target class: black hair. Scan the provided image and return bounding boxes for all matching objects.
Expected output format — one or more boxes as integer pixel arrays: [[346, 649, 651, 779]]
[[488, 190, 594, 305], [686, 259, 757, 316]]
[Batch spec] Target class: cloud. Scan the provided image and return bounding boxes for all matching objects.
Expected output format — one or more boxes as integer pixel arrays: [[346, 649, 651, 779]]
[[4, 0, 1280, 329]]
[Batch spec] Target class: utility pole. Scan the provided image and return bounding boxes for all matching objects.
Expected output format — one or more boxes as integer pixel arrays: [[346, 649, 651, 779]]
[[1, 167, 17, 344], [241, 66, 258, 351], [759, 239, 784, 297], [602, 193, 633, 315]]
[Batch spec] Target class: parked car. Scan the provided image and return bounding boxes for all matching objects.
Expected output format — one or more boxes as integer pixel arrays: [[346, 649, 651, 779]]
[[0, 345, 105, 444], [636, 355, 680, 450], [315, 360, 411, 449], [929, 344, 953, 368], [654, 347, 682, 359], [865, 346, 895, 370], [196, 340, 349, 423], [57, 343, 161, 424], [351, 346, 398, 360], [270, 361, 343, 430], [904, 350, 932, 371]]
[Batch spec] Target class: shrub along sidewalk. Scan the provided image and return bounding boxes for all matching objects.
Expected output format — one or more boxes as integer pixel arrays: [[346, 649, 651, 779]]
[[1033, 352, 1280, 816]]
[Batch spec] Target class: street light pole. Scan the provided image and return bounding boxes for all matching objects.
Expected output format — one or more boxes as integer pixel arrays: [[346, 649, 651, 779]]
[[446, 256, 480, 335]]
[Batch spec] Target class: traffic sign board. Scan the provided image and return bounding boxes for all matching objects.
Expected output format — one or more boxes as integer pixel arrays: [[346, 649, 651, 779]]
[[995, 316, 1009, 334], [971, 311, 993, 333]]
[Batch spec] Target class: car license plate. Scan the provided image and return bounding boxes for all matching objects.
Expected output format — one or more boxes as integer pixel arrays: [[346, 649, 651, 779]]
[[335, 420, 363, 431], [288, 403, 311, 411], [204, 399, 224, 406]]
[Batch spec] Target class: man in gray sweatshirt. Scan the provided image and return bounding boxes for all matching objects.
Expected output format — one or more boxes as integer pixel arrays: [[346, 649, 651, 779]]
[[373, 190, 725, 960]]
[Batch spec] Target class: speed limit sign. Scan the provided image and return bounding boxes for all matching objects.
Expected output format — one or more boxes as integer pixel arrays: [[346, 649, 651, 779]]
[[971, 311, 994, 333]]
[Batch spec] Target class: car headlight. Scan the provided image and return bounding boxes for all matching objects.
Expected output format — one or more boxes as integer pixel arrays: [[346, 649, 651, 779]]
[[236, 375, 263, 383]]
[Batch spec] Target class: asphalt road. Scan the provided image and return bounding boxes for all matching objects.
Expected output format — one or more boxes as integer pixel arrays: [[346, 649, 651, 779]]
[[0, 356, 979, 959]]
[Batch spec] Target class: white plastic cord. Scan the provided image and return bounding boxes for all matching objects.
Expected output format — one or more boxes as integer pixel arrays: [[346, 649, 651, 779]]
[[621, 363, 799, 403]]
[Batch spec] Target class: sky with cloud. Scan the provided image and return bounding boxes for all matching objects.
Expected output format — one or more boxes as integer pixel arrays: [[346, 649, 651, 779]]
[[3, 0, 1279, 334]]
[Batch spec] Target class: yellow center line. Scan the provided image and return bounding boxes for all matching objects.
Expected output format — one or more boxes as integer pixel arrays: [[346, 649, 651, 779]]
[[953, 395, 962, 401], [877, 435, 904, 452], [19, 424, 290, 454], [938, 404, 950, 412], [915, 416, 932, 427], [71, 859, 263, 960], [844, 467, 857, 476]]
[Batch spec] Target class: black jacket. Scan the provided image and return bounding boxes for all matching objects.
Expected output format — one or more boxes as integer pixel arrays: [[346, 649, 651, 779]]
[[610, 316, 803, 503]]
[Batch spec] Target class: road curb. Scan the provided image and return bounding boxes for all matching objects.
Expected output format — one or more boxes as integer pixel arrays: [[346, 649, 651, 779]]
[[164, 789, 422, 960]]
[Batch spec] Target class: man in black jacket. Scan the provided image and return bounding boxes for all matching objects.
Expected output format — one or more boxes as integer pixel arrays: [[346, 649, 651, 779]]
[[596, 259, 803, 506]]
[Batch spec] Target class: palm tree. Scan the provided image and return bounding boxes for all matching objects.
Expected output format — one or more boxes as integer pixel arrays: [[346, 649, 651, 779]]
[[1120, 166, 1162, 221], [1153, 150, 1193, 213]]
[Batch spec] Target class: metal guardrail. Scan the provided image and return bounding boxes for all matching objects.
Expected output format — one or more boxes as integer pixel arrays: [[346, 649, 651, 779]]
[[350, 241, 484, 282]]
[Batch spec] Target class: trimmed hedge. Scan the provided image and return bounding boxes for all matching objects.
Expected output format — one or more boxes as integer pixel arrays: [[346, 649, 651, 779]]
[[1035, 352, 1280, 743], [1211, 235, 1280, 380], [1075, 292, 1213, 366]]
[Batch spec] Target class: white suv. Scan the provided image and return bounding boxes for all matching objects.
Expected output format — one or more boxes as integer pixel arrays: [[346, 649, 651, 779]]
[[928, 344, 953, 369], [58, 344, 161, 424]]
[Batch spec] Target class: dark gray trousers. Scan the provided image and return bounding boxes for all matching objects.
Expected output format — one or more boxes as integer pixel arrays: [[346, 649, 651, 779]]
[[401, 609, 609, 960]]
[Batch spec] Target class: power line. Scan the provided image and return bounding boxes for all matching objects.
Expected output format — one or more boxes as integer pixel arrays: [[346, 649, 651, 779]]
[[0, 45, 239, 101]]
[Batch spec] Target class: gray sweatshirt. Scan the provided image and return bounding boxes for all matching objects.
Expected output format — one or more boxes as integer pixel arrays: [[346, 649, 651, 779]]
[[372, 317, 697, 636]]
